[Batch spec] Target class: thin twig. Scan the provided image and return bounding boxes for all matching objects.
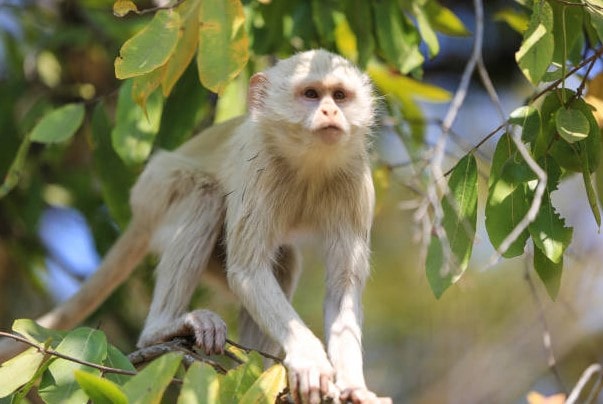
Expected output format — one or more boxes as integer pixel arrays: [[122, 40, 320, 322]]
[[128, 338, 229, 373], [566, 363, 603, 404], [477, 57, 506, 122], [489, 133, 546, 263], [421, 0, 484, 271], [523, 262, 565, 391], [0, 331, 137, 376], [530, 46, 603, 103]]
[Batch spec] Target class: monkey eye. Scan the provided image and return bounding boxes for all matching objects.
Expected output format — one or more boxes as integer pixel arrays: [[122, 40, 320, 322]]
[[333, 89, 346, 100], [303, 88, 319, 99]]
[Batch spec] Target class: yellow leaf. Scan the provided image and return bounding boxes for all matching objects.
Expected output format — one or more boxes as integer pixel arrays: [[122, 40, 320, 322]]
[[239, 364, 287, 404], [162, 0, 201, 96], [585, 72, 603, 128], [367, 61, 451, 103], [526, 391, 566, 404], [494, 8, 529, 34], [113, 0, 138, 17], [132, 66, 166, 113], [334, 13, 358, 63], [197, 0, 249, 94]]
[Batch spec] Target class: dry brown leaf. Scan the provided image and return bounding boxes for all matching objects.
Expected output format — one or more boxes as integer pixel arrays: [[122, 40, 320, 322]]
[[526, 391, 566, 404]]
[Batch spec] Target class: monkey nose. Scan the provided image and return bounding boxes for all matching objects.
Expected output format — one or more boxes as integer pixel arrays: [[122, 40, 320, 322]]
[[321, 107, 338, 117]]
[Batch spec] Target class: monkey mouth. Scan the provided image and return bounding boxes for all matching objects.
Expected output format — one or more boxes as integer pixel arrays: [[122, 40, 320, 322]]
[[315, 125, 345, 145]]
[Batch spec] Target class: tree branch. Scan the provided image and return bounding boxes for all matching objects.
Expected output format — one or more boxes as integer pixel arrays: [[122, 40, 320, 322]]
[[0, 330, 136, 376]]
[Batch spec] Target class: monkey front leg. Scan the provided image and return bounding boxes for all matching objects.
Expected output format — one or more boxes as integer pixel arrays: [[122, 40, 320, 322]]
[[324, 237, 385, 404], [228, 262, 335, 403]]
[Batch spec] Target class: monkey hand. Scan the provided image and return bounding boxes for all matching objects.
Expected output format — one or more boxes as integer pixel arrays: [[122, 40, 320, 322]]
[[340, 388, 392, 404], [182, 309, 227, 355], [138, 309, 227, 355], [284, 344, 335, 404]]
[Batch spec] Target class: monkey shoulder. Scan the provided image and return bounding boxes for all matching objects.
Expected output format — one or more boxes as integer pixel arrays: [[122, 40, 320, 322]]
[[176, 115, 247, 162]]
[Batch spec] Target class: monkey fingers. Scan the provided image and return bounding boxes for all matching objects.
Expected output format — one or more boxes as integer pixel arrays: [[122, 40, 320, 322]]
[[285, 351, 334, 404], [183, 309, 227, 355]]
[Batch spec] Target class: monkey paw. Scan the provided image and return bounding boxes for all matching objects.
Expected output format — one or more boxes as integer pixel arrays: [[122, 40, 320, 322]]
[[284, 349, 335, 404], [138, 309, 227, 355], [340, 388, 392, 404], [183, 309, 227, 355]]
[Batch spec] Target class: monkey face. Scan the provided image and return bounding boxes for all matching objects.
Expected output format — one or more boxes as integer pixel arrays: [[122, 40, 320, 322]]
[[296, 82, 351, 145], [247, 50, 375, 171]]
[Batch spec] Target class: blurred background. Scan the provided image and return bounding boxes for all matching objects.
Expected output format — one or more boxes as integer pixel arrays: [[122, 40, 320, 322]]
[[1, 0, 603, 402]]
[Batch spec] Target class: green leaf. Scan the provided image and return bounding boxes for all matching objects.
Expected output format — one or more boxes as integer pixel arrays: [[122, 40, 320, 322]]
[[539, 90, 600, 173], [197, 0, 249, 94], [597, 143, 603, 211], [239, 364, 287, 404], [488, 133, 514, 188], [528, 157, 572, 264], [0, 135, 31, 198], [551, 0, 584, 66], [177, 362, 220, 404], [426, 154, 478, 298], [425, 235, 448, 299], [555, 108, 590, 143], [29, 103, 85, 143], [219, 351, 263, 402], [0, 348, 45, 398], [509, 105, 541, 144], [38, 328, 108, 404], [156, 63, 210, 150], [485, 136, 533, 258], [414, 3, 439, 58], [250, 1, 287, 55], [122, 352, 182, 404], [534, 244, 563, 300], [442, 154, 478, 268], [91, 103, 134, 228], [12, 319, 66, 348], [115, 10, 180, 79], [74, 370, 128, 404], [111, 80, 163, 165], [581, 145, 602, 228], [372, 0, 424, 75], [515, 0, 554, 85], [588, 8, 603, 43], [312, 0, 336, 46], [342, 0, 374, 68], [214, 73, 247, 124], [103, 345, 136, 386]]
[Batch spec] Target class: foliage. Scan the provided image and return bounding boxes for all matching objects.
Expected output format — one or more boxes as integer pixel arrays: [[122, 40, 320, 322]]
[[3, 0, 603, 400], [0, 320, 286, 403], [425, 0, 603, 300]]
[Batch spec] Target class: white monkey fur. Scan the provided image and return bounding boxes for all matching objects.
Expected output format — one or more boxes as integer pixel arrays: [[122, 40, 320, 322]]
[[1, 50, 382, 403]]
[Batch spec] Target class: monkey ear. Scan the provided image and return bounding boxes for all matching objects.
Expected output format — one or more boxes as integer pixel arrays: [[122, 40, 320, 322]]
[[248, 73, 269, 114]]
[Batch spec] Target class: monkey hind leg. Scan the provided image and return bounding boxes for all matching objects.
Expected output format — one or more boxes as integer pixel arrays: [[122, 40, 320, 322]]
[[136, 153, 227, 353], [238, 246, 301, 357]]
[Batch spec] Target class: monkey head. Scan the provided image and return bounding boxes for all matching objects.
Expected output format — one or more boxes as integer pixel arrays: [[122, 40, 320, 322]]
[[247, 50, 375, 162]]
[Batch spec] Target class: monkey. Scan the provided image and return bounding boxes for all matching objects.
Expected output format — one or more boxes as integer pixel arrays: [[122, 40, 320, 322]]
[[1, 50, 387, 403]]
